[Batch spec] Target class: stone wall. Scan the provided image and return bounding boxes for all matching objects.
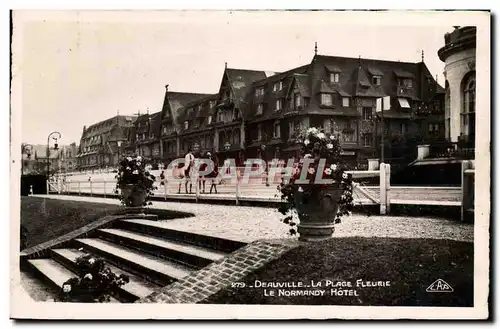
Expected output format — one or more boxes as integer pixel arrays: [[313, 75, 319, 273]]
[[137, 239, 299, 304]]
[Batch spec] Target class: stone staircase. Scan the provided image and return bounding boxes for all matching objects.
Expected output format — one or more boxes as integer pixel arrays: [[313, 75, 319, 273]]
[[21, 217, 247, 303]]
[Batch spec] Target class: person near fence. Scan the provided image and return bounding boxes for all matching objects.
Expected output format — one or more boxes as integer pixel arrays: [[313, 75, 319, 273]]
[[180, 150, 195, 194], [198, 151, 208, 193], [207, 152, 219, 194]]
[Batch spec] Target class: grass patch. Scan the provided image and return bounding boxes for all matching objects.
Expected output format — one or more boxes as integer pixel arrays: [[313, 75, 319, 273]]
[[20, 197, 121, 249], [203, 237, 473, 307]]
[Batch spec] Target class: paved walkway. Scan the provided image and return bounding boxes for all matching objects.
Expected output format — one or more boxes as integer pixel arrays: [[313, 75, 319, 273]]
[[32, 195, 474, 243]]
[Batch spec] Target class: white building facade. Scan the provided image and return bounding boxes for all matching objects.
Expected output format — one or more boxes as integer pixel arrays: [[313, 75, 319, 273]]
[[438, 26, 476, 143]]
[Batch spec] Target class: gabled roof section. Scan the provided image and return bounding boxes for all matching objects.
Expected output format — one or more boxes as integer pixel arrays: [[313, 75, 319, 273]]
[[160, 90, 212, 129], [367, 67, 384, 76], [325, 64, 342, 73], [225, 68, 268, 108], [287, 73, 311, 98], [354, 66, 386, 98], [313, 54, 422, 98], [394, 69, 415, 78]]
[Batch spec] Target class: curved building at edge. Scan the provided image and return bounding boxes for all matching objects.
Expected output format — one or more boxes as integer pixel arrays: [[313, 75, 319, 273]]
[[438, 26, 476, 144]]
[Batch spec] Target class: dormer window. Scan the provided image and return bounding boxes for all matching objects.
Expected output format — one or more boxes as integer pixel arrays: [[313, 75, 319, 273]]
[[342, 97, 350, 107], [320, 93, 333, 106], [209, 100, 216, 108], [330, 73, 340, 83], [184, 121, 189, 130], [372, 76, 382, 86], [256, 103, 264, 115], [399, 78, 413, 88]]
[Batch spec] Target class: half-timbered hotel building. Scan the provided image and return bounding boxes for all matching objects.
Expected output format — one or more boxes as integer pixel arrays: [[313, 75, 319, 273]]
[[77, 50, 445, 170], [158, 52, 444, 168]]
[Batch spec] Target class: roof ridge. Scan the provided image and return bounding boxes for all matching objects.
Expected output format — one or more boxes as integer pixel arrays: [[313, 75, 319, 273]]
[[315, 54, 418, 65]]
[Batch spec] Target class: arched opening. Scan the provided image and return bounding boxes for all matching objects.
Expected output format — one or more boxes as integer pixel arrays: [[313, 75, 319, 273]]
[[460, 72, 475, 142]]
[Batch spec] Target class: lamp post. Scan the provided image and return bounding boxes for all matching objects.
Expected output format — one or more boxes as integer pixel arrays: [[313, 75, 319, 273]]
[[46, 131, 61, 179], [21, 144, 33, 176], [116, 140, 122, 166]]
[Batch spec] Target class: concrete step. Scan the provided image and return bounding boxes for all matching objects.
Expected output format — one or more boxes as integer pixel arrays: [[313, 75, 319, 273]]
[[74, 238, 193, 286], [51, 248, 160, 302], [114, 219, 247, 253], [26, 258, 120, 303], [96, 228, 227, 269]]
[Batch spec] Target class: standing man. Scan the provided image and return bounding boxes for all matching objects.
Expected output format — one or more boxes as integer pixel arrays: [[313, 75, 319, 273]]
[[182, 148, 195, 194]]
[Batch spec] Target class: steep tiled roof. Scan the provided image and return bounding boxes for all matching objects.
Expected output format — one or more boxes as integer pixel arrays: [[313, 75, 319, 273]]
[[243, 65, 310, 120], [225, 68, 268, 108], [160, 90, 212, 130]]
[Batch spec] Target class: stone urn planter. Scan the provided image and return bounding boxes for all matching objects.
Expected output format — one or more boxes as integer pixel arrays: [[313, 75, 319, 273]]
[[294, 185, 343, 241], [120, 184, 148, 207], [276, 127, 355, 242]]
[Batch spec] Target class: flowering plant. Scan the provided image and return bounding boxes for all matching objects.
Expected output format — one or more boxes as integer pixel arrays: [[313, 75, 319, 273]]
[[60, 253, 129, 303], [114, 155, 157, 206], [277, 127, 354, 235]]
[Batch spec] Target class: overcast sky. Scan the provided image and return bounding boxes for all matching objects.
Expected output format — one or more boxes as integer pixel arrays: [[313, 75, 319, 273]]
[[15, 10, 456, 146]]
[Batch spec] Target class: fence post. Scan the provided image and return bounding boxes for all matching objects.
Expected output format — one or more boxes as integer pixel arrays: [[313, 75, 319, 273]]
[[103, 181, 106, 198], [46, 180, 49, 195], [385, 164, 391, 213], [90, 180, 93, 197], [379, 163, 387, 215], [461, 160, 474, 221], [164, 179, 168, 200], [235, 173, 240, 206], [195, 177, 200, 203], [78, 181, 81, 195]]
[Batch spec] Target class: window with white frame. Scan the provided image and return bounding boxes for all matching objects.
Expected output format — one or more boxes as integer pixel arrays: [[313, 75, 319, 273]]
[[321, 93, 333, 106], [273, 122, 281, 138], [330, 72, 340, 83], [342, 97, 349, 107], [184, 121, 189, 130], [273, 83, 278, 92], [275, 99, 283, 111], [294, 93, 302, 109], [372, 76, 382, 86], [255, 87, 265, 97], [279, 80, 283, 90], [207, 115, 212, 125]]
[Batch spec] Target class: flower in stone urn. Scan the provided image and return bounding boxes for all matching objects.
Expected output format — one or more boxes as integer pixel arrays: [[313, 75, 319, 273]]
[[114, 154, 157, 207], [277, 127, 354, 241]]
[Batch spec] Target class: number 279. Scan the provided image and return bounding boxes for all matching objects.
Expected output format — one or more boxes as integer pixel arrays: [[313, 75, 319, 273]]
[[231, 282, 246, 288]]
